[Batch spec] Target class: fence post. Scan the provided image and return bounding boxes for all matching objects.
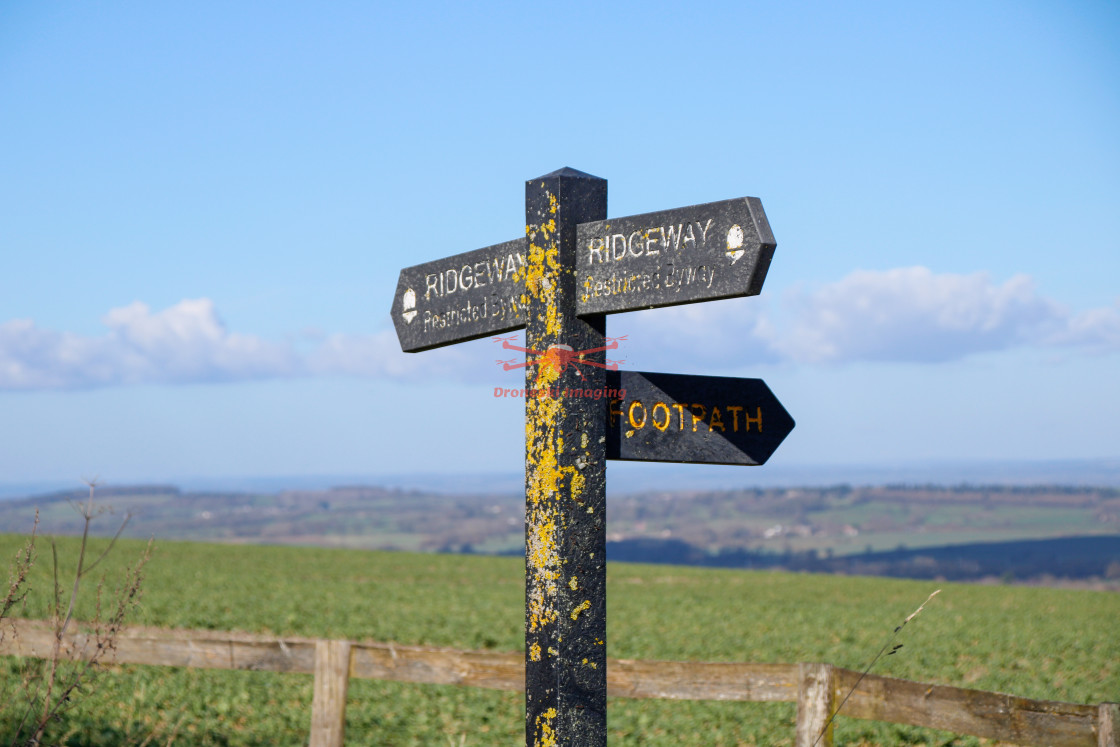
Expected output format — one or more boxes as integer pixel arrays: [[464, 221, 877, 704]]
[[310, 640, 352, 747], [795, 662, 835, 747], [1100, 702, 1120, 747]]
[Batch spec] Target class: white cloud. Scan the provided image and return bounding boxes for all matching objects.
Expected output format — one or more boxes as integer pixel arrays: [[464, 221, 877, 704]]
[[3, 275, 1117, 391], [0, 298, 504, 391], [1041, 300, 1120, 353], [617, 267, 1120, 367], [607, 297, 780, 370], [0, 299, 300, 390], [773, 267, 1069, 363], [306, 330, 491, 381]]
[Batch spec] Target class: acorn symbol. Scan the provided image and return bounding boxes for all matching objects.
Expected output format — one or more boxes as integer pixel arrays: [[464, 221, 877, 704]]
[[401, 288, 417, 323], [726, 225, 745, 264]]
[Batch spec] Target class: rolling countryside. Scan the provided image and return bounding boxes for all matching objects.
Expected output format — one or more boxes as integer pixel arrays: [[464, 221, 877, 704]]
[[1, 532, 1118, 745]]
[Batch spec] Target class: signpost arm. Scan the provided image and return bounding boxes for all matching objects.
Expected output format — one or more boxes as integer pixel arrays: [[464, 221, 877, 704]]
[[524, 168, 609, 746]]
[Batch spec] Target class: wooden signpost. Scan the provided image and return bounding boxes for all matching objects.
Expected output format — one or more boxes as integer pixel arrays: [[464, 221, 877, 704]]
[[391, 168, 794, 746]]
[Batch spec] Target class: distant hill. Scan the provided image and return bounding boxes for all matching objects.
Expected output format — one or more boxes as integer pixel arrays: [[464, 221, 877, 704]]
[[1, 482, 1117, 585], [605, 535, 1120, 583]]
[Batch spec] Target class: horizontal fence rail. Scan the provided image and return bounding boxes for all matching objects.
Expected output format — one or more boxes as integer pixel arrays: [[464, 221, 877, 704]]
[[0, 619, 1114, 747]]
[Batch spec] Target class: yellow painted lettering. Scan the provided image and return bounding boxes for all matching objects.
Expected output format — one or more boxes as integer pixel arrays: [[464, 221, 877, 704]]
[[671, 403, 687, 430], [651, 402, 671, 431], [628, 400, 646, 429], [608, 398, 624, 427], [689, 403, 706, 432]]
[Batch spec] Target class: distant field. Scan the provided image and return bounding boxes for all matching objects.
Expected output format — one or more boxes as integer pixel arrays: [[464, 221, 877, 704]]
[[3, 484, 1119, 582], [1, 533, 1117, 746]]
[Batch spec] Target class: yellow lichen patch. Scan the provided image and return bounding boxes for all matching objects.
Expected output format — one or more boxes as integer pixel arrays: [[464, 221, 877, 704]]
[[533, 347, 566, 387], [524, 191, 566, 339], [523, 184, 598, 645], [529, 642, 542, 662], [525, 360, 578, 632], [538, 216, 557, 241], [570, 599, 591, 621], [571, 470, 585, 498], [568, 576, 578, 591], [534, 707, 559, 747], [526, 504, 561, 633], [526, 391, 568, 633]]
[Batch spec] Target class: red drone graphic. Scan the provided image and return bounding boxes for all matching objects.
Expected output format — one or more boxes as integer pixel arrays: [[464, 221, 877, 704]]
[[493, 334, 626, 384]]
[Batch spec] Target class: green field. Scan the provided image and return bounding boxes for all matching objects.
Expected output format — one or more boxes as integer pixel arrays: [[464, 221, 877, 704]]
[[1, 533, 1117, 746]]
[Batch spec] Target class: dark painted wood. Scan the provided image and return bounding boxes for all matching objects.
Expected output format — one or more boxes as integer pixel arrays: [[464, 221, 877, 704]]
[[576, 197, 775, 315], [392, 237, 529, 353], [391, 197, 775, 352], [523, 168, 609, 747], [603, 370, 794, 466]]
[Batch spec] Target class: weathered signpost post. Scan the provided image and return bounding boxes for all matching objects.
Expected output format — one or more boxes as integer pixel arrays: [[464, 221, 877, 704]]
[[391, 168, 793, 746]]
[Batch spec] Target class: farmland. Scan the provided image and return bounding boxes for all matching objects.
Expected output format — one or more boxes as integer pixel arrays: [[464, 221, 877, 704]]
[[1, 533, 1117, 745], [3, 483, 1119, 585]]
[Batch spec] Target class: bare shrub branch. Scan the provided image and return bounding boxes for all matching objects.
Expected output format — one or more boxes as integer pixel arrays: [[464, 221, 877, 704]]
[[2, 481, 153, 747]]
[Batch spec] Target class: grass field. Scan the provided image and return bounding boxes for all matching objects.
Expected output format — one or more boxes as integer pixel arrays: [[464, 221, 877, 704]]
[[1, 532, 1117, 745]]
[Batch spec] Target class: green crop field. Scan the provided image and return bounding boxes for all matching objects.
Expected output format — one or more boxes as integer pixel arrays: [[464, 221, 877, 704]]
[[0, 533, 1117, 746]]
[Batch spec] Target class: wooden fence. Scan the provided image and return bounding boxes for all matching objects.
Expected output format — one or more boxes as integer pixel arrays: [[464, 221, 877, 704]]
[[1, 619, 1115, 747]]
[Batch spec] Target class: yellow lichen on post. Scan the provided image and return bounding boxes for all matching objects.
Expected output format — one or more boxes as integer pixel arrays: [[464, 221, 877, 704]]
[[525, 390, 568, 635], [534, 707, 559, 747], [524, 187, 575, 640], [523, 190, 565, 339], [523, 169, 609, 746]]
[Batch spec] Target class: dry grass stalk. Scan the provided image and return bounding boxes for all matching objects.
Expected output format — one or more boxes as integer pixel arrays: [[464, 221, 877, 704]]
[[813, 589, 942, 747], [1, 480, 152, 746]]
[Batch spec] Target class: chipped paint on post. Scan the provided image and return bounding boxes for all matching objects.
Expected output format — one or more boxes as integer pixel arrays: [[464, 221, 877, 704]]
[[524, 169, 608, 746]]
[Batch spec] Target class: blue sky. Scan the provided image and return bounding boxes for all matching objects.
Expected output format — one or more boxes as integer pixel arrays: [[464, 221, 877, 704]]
[[1, 1, 1118, 487]]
